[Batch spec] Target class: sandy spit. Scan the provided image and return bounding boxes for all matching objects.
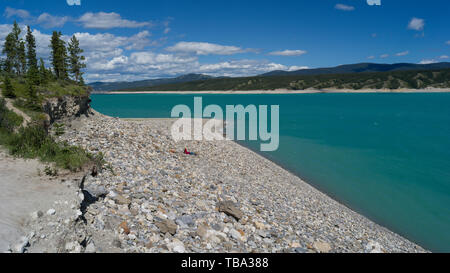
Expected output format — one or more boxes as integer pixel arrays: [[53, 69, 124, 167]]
[[97, 88, 450, 95]]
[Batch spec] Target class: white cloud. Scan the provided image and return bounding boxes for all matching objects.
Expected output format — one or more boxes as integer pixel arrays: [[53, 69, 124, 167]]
[[419, 59, 438, 64], [124, 31, 153, 50], [408, 18, 425, 31], [4, 8, 153, 29], [67, 0, 81, 6], [269, 49, 307, 56], [446, 41, 450, 45], [367, 56, 375, 59], [130, 52, 196, 65], [166, 42, 253, 55], [37, 13, 70, 28], [5, 7, 70, 28], [367, 0, 381, 5], [77, 12, 151, 29], [4, 7, 30, 19], [91, 56, 129, 71], [395, 51, 409, 56], [380, 54, 389, 58], [32, 29, 52, 56], [287, 66, 309, 71], [195, 60, 304, 77], [439, 55, 449, 59], [335, 4, 355, 11], [84, 55, 307, 82], [0, 24, 12, 40], [163, 19, 171, 34], [0, 21, 309, 83]]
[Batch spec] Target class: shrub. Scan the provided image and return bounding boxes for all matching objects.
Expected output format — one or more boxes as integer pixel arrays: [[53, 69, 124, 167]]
[[44, 166, 58, 176], [2, 124, 98, 171], [0, 98, 23, 132], [53, 123, 65, 136], [2, 77, 16, 98]]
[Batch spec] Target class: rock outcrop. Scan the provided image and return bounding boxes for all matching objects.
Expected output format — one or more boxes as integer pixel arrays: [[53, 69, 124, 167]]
[[43, 95, 92, 124]]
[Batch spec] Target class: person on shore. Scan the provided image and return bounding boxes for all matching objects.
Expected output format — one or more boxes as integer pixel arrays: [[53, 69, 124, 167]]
[[184, 148, 196, 155]]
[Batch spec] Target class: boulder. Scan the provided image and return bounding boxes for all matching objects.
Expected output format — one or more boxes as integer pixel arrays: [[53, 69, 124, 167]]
[[217, 201, 243, 220], [155, 219, 178, 235]]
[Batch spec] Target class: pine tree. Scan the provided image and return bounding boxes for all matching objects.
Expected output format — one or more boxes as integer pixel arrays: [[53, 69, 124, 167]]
[[50, 31, 68, 80], [2, 76, 16, 98], [18, 40, 26, 76], [25, 78, 39, 110], [27, 81, 36, 99], [39, 58, 49, 85], [12, 21, 22, 75], [25, 26, 38, 71], [67, 35, 86, 84], [79, 75, 85, 86], [0, 58, 5, 72], [25, 26, 40, 85], [2, 21, 21, 75], [2, 34, 16, 74]]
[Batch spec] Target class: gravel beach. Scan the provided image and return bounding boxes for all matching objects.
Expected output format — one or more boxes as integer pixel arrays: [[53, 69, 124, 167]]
[[9, 111, 427, 253]]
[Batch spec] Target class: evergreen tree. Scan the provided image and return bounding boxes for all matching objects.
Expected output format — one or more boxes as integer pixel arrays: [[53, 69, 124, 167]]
[[11, 21, 21, 41], [2, 33, 16, 74], [25, 78, 39, 110], [27, 81, 37, 99], [78, 75, 85, 86], [67, 35, 86, 84], [18, 40, 26, 76], [25, 26, 40, 85], [25, 26, 38, 71], [0, 58, 5, 72], [50, 31, 68, 80], [2, 76, 16, 98], [12, 21, 22, 75], [2, 21, 22, 75], [39, 58, 49, 85]]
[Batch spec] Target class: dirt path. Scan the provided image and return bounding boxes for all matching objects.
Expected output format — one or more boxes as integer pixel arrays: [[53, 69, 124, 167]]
[[0, 150, 75, 252], [0, 90, 32, 127]]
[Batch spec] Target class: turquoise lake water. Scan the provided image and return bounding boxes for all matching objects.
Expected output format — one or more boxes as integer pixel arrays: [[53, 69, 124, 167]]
[[91, 93, 450, 252]]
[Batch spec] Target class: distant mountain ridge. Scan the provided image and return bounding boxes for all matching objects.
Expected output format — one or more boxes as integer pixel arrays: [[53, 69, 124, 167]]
[[117, 67, 450, 92], [261, 62, 450, 76], [89, 62, 450, 91], [89, 74, 214, 91]]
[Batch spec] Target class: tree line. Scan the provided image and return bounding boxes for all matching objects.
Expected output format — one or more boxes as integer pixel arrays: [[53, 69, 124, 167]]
[[1, 21, 86, 99]]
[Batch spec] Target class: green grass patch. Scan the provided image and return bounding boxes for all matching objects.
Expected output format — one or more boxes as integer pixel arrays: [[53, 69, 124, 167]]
[[12, 98, 45, 119], [37, 80, 89, 97], [0, 98, 24, 131], [9, 77, 89, 99], [4, 125, 102, 171], [1, 97, 102, 172]]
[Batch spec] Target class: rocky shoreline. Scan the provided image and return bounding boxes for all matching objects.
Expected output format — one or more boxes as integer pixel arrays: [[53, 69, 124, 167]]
[[9, 111, 427, 253]]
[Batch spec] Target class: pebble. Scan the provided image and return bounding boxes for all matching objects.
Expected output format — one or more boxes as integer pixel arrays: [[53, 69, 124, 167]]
[[31, 211, 44, 220], [46, 209, 56, 216], [155, 219, 178, 235], [85, 242, 96, 253], [217, 201, 243, 221], [313, 241, 332, 253]]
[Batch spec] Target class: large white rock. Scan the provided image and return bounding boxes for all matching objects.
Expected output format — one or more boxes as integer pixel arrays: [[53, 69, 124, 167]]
[[46, 209, 56, 215], [365, 240, 383, 253]]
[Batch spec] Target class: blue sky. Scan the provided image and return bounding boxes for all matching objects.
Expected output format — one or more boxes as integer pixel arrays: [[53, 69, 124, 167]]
[[0, 0, 449, 82]]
